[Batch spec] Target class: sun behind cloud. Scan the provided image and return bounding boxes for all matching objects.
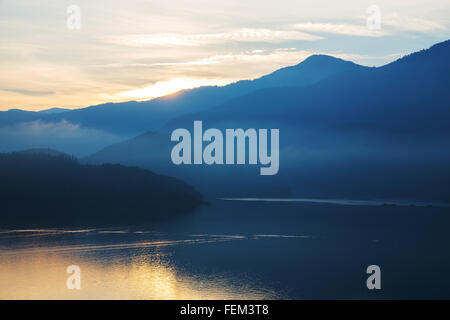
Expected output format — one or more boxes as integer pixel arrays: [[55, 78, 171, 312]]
[[106, 78, 231, 101]]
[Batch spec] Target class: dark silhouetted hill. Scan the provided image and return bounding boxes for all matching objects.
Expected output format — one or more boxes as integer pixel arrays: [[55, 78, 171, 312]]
[[0, 151, 203, 227]]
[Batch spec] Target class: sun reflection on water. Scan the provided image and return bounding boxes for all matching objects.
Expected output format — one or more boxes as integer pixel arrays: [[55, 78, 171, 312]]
[[0, 230, 279, 300]]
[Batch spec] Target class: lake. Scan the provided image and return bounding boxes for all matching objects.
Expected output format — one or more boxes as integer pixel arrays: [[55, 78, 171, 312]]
[[1, 199, 449, 299]]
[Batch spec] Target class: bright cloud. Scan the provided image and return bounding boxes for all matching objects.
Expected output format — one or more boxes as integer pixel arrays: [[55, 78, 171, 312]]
[[293, 14, 448, 37], [108, 29, 323, 47], [292, 23, 388, 37], [382, 13, 448, 33], [105, 78, 231, 101]]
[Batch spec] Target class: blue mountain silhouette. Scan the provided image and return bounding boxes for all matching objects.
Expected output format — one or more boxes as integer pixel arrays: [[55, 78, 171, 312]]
[[85, 39, 450, 201]]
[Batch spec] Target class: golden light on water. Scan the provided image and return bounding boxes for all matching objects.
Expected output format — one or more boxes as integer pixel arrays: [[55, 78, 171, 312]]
[[0, 234, 278, 300]]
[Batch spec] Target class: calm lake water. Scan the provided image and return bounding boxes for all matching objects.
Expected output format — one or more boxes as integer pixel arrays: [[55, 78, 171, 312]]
[[1, 199, 450, 299]]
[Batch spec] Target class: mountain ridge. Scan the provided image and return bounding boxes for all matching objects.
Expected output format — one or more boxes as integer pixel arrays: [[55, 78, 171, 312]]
[[85, 39, 450, 201]]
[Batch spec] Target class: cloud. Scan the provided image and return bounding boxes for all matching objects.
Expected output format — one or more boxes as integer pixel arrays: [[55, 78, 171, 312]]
[[2, 88, 55, 96], [382, 13, 448, 33], [107, 28, 323, 47], [292, 22, 387, 37], [292, 15, 448, 38], [195, 28, 323, 42], [140, 48, 313, 69]]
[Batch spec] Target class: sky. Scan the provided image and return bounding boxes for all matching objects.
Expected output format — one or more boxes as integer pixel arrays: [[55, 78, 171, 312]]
[[0, 0, 449, 111]]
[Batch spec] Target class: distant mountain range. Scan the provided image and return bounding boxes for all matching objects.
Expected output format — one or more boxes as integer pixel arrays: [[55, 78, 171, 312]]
[[2, 39, 449, 201], [85, 39, 450, 201], [38, 107, 71, 114]]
